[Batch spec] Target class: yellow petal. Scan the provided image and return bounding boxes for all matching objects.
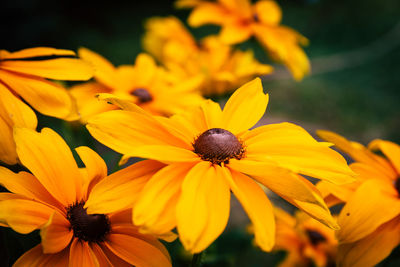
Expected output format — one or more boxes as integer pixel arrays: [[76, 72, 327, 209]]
[[201, 99, 223, 129], [368, 139, 400, 174], [254, 0, 282, 25], [188, 3, 226, 27], [14, 127, 82, 205], [40, 211, 73, 254], [177, 162, 231, 253], [13, 244, 70, 267], [69, 238, 99, 267], [0, 58, 93, 81], [337, 216, 400, 267], [0, 199, 54, 234], [130, 145, 200, 164], [223, 168, 275, 251], [1, 47, 75, 60], [0, 116, 18, 165], [133, 163, 194, 235], [105, 234, 172, 267], [85, 160, 165, 214], [96, 93, 148, 114], [132, 53, 157, 86], [78, 47, 116, 88], [220, 78, 268, 134], [337, 179, 400, 243], [0, 69, 76, 119], [219, 23, 253, 44]]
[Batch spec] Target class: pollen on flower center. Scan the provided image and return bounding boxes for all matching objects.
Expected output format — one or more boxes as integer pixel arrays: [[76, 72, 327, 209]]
[[131, 88, 153, 103], [67, 201, 110, 243], [306, 229, 327, 246], [193, 128, 245, 165]]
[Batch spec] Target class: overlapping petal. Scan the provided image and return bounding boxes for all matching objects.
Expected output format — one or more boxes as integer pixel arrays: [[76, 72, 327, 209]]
[[13, 245, 69, 267], [40, 212, 73, 254]]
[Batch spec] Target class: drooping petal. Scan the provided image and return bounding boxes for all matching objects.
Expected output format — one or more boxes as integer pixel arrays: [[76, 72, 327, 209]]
[[85, 160, 165, 214], [133, 163, 194, 235], [14, 127, 82, 205], [13, 244, 69, 267], [177, 162, 231, 253], [105, 234, 172, 267], [0, 199, 54, 234], [337, 216, 400, 267], [69, 238, 99, 267], [368, 139, 400, 174], [0, 58, 93, 81], [40, 211, 73, 254], [0, 69, 77, 119], [0, 116, 18, 165], [0, 47, 75, 60], [223, 168, 275, 251], [220, 78, 268, 134], [337, 179, 400, 243]]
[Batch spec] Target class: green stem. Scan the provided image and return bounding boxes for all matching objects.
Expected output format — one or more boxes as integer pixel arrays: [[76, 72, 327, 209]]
[[190, 251, 203, 267]]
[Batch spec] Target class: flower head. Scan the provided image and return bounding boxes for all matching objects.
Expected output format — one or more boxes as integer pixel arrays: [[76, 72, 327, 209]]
[[0, 127, 172, 266], [71, 48, 204, 123], [316, 131, 400, 267], [0, 47, 93, 164], [176, 0, 310, 80], [87, 78, 355, 253]]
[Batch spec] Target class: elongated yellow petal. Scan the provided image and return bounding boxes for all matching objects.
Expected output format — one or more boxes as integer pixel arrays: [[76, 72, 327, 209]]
[[223, 168, 275, 251], [13, 244, 69, 267], [40, 211, 73, 254], [219, 23, 253, 44], [0, 116, 18, 165], [337, 179, 400, 243], [177, 162, 231, 253], [133, 163, 194, 235], [85, 160, 165, 214], [130, 145, 200, 164], [337, 216, 400, 267], [14, 127, 82, 205], [0, 58, 93, 81], [369, 139, 400, 174], [69, 238, 99, 267], [0, 47, 75, 60], [188, 3, 226, 26], [221, 78, 268, 134]]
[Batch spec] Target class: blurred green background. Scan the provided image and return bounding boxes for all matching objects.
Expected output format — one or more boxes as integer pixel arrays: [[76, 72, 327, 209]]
[[1, 0, 400, 266]]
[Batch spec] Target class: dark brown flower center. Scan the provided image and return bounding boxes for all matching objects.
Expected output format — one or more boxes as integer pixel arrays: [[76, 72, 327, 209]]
[[193, 128, 245, 165], [131, 88, 153, 103], [67, 201, 110, 243], [306, 229, 327, 246]]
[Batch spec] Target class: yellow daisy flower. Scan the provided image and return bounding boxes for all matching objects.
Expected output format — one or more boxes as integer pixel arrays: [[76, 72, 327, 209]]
[[273, 208, 337, 267], [0, 47, 93, 165], [0, 127, 172, 266], [143, 16, 273, 95], [316, 131, 400, 267], [176, 0, 310, 80], [70, 48, 203, 123], [87, 78, 355, 253]]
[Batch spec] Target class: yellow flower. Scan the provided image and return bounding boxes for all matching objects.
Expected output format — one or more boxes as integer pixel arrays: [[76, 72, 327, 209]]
[[0, 47, 93, 165], [143, 16, 273, 95], [176, 0, 310, 80], [0, 127, 172, 266], [70, 48, 204, 123], [87, 78, 355, 253], [316, 131, 400, 267], [273, 208, 337, 267]]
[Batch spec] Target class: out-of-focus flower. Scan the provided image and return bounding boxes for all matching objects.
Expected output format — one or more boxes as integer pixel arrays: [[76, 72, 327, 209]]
[[176, 0, 310, 80], [87, 78, 355, 253], [317, 130, 400, 267], [273, 208, 337, 267], [0, 47, 93, 165], [70, 48, 204, 123], [143, 17, 273, 95], [0, 127, 172, 266]]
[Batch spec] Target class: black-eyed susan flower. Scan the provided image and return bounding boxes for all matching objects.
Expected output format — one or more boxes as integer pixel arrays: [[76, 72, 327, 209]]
[[273, 208, 337, 267], [0, 47, 93, 165], [70, 48, 203, 123], [143, 16, 273, 95], [316, 131, 400, 267], [0, 127, 172, 266], [176, 0, 310, 80], [87, 78, 355, 253]]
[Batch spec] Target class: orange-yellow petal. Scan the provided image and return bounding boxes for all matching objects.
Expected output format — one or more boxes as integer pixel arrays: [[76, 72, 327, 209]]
[[337, 179, 400, 243], [14, 127, 82, 205], [368, 139, 400, 174], [177, 162, 231, 253], [187, 3, 226, 27], [220, 78, 268, 134], [223, 168, 275, 251], [254, 0, 282, 25], [130, 145, 200, 164], [40, 211, 73, 254], [13, 244, 69, 267], [219, 23, 253, 44], [0, 116, 18, 165], [69, 238, 99, 267], [0, 47, 75, 60]]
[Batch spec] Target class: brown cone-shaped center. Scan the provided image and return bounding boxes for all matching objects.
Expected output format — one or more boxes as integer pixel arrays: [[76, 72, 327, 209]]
[[193, 128, 244, 165], [131, 88, 153, 103], [306, 229, 327, 246], [67, 201, 110, 243], [394, 178, 400, 197]]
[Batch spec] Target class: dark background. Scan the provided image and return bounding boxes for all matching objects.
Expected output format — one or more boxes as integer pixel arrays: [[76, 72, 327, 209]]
[[1, 0, 400, 266]]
